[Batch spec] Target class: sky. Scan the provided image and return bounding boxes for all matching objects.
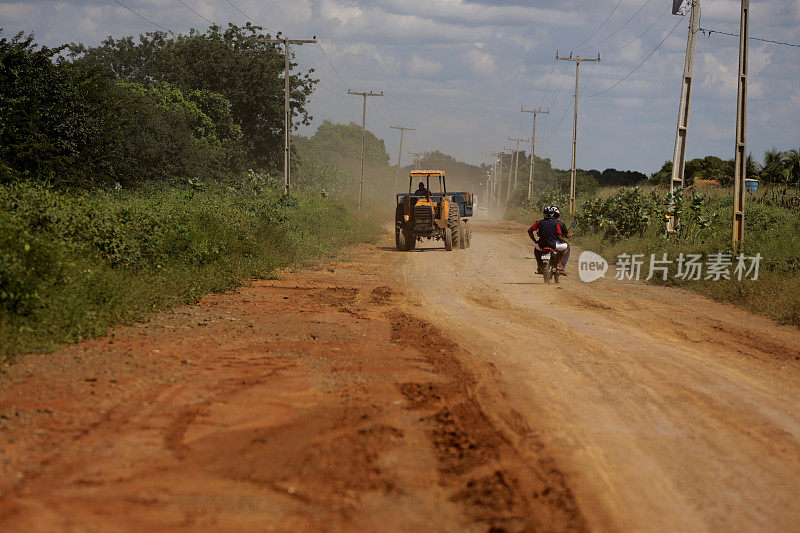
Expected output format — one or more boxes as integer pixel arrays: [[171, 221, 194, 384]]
[[2, 0, 799, 174]]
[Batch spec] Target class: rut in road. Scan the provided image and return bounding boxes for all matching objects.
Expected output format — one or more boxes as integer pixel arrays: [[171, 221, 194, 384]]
[[403, 219, 800, 532], [0, 237, 585, 532]]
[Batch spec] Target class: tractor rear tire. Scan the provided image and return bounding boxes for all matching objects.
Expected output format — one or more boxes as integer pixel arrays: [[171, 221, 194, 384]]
[[444, 227, 453, 251], [448, 204, 461, 250], [395, 204, 407, 251]]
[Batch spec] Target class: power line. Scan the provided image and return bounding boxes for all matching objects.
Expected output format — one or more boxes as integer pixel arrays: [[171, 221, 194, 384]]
[[572, 0, 625, 51], [575, 0, 655, 52], [542, 99, 573, 143], [112, 0, 173, 33], [602, 5, 670, 53], [316, 80, 349, 99], [177, 0, 214, 25], [581, 60, 597, 93], [223, 0, 277, 34], [547, 60, 571, 111], [539, 58, 557, 109], [699, 27, 800, 49], [585, 12, 685, 98], [382, 97, 398, 126], [317, 42, 351, 90]]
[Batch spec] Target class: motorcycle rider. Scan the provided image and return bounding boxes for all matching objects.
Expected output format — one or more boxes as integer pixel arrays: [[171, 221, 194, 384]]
[[550, 205, 573, 273], [527, 205, 572, 275]]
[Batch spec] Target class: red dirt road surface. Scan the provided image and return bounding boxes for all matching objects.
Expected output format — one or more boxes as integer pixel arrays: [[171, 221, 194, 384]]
[[1, 220, 799, 532]]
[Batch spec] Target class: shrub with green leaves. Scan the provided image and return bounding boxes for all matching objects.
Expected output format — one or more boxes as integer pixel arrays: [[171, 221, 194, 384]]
[[575, 187, 661, 239], [0, 181, 381, 361]]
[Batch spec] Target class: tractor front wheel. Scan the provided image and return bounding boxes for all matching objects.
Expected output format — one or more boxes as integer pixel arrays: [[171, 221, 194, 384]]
[[395, 228, 406, 251], [444, 227, 453, 251], [406, 231, 416, 250]]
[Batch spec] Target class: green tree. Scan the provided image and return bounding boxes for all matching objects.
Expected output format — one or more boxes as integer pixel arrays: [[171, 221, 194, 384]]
[[0, 30, 111, 185], [295, 120, 390, 170], [761, 148, 786, 183], [784, 149, 800, 185], [69, 23, 317, 170]]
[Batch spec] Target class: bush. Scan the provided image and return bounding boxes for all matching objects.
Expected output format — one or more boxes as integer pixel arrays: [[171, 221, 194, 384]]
[[0, 181, 381, 361]]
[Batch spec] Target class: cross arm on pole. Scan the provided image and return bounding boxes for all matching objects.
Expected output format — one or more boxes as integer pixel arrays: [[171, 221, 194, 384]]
[[521, 106, 550, 115], [259, 37, 318, 45]]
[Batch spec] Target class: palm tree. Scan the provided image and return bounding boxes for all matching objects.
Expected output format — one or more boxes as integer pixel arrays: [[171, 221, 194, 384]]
[[761, 148, 787, 184], [784, 148, 800, 186], [746, 153, 761, 179]]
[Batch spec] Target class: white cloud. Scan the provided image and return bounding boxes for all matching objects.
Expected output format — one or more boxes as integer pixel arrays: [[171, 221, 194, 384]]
[[465, 48, 495, 75], [320, 0, 362, 25], [407, 55, 442, 76]]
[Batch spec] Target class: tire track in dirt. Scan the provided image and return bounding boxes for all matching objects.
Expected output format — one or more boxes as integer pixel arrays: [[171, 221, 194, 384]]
[[0, 240, 586, 532], [389, 310, 585, 531]]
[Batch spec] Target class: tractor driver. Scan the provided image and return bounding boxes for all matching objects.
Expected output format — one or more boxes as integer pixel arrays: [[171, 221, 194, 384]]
[[413, 182, 430, 205]]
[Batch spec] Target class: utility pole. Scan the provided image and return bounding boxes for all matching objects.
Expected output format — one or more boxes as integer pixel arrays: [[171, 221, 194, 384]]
[[490, 151, 505, 206], [521, 107, 549, 202], [260, 35, 317, 195], [556, 52, 601, 213], [409, 151, 424, 170], [508, 137, 530, 202], [668, 0, 701, 232], [390, 126, 415, 196], [504, 148, 514, 204], [347, 90, 384, 208], [732, 0, 749, 247]]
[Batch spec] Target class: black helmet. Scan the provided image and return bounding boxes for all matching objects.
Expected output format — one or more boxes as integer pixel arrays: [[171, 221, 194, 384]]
[[543, 206, 553, 218]]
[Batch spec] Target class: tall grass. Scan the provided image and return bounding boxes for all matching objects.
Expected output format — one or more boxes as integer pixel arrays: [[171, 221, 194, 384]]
[[0, 180, 381, 362]]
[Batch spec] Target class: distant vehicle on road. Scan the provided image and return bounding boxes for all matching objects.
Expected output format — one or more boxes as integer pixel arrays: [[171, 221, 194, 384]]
[[394, 170, 473, 251]]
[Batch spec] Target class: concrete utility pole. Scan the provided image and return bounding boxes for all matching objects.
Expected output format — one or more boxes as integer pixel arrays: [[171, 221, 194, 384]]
[[556, 52, 601, 213], [732, 0, 749, 247], [490, 151, 505, 206], [390, 126, 415, 196], [668, 0, 701, 232], [260, 35, 317, 195], [508, 137, 530, 202], [409, 151, 423, 170], [347, 90, 384, 208], [504, 148, 514, 204], [521, 107, 549, 202]]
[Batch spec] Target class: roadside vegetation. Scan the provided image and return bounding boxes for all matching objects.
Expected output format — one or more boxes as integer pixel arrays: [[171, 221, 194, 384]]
[[511, 150, 800, 327], [0, 28, 380, 362]]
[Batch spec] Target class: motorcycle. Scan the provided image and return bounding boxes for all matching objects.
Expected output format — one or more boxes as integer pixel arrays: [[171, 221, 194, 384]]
[[538, 221, 576, 285]]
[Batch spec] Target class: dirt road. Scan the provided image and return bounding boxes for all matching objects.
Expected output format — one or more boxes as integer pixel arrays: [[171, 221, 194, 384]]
[[1, 220, 799, 531]]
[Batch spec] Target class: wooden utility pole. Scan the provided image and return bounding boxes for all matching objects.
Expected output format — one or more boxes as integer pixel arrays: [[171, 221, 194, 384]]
[[556, 52, 600, 213], [668, 0, 701, 232], [260, 35, 317, 195], [409, 151, 423, 170], [732, 0, 749, 247], [347, 90, 384, 208], [390, 126, 415, 196], [521, 107, 549, 202], [508, 137, 530, 202]]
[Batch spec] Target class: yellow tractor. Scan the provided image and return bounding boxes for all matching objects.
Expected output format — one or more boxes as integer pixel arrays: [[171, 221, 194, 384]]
[[395, 170, 473, 251]]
